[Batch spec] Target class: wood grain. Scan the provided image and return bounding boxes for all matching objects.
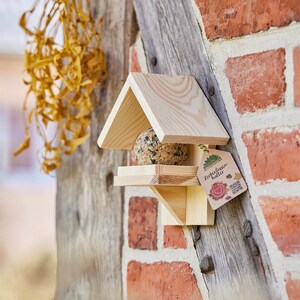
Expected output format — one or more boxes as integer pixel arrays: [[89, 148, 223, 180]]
[[116, 164, 214, 225], [154, 185, 214, 225], [55, 0, 137, 299], [114, 174, 199, 186], [117, 164, 198, 176], [161, 204, 182, 225], [97, 82, 150, 149], [134, 0, 280, 298], [151, 186, 186, 224], [98, 72, 229, 149], [186, 186, 214, 225], [161, 186, 215, 226], [130, 72, 229, 145], [115, 165, 199, 186]]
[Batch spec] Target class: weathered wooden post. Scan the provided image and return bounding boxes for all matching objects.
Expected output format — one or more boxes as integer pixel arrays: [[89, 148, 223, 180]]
[[133, 1, 279, 298]]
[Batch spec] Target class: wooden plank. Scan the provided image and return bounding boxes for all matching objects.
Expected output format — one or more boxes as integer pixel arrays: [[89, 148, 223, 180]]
[[115, 164, 199, 186], [114, 175, 156, 186], [186, 186, 214, 225], [154, 185, 214, 225], [97, 82, 151, 149], [55, 0, 137, 298], [158, 164, 198, 175], [151, 186, 186, 224], [118, 164, 157, 176], [130, 72, 229, 145], [98, 72, 229, 149], [184, 144, 204, 166], [117, 164, 198, 176], [161, 186, 215, 226], [134, 0, 280, 298], [161, 204, 182, 225], [114, 174, 199, 186]]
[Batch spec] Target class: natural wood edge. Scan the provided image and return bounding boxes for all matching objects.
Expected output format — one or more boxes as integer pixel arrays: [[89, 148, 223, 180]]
[[114, 175, 199, 186], [151, 186, 186, 224], [117, 164, 198, 176], [162, 134, 229, 145]]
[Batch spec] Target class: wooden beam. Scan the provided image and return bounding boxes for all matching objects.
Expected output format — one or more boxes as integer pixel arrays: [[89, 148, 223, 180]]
[[133, 0, 280, 298]]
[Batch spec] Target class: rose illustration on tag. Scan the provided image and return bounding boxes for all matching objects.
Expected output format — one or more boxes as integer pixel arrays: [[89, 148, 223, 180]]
[[209, 182, 227, 200]]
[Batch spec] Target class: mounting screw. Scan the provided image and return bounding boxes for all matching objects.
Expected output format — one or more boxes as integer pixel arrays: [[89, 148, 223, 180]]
[[75, 210, 80, 226], [106, 171, 114, 192], [249, 238, 260, 256], [243, 220, 253, 238], [200, 255, 214, 274], [208, 85, 215, 97], [150, 56, 157, 66], [194, 226, 201, 241]]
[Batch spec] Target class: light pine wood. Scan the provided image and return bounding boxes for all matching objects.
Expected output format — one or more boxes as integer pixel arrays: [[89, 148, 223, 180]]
[[114, 174, 199, 186], [97, 83, 151, 149], [98, 72, 229, 149], [186, 186, 214, 225], [130, 73, 229, 145], [114, 164, 199, 186], [184, 144, 204, 166], [151, 186, 186, 225], [161, 204, 182, 225], [183, 144, 216, 166], [55, 0, 137, 299], [117, 164, 198, 176], [153, 185, 215, 226], [134, 0, 279, 298], [115, 164, 214, 225]]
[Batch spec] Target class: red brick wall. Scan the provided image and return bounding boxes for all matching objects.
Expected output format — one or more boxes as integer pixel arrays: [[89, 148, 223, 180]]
[[124, 2, 300, 299], [195, 0, 300, 39], [193, 1, 300, 298]]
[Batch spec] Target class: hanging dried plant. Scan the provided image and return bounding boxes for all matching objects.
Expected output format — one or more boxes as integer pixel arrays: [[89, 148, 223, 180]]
[[14, 0, 107, 173]]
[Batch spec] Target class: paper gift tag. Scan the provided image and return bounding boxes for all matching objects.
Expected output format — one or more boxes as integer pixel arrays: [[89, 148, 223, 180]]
[[197, 149, 247, 210]]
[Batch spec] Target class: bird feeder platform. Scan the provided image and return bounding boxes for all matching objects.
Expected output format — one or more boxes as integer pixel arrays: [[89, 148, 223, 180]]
[[97, 72, 230, 225]]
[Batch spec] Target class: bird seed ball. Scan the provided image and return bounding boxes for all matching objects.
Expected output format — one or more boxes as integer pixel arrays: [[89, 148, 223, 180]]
[[134, 128, 188, 165]]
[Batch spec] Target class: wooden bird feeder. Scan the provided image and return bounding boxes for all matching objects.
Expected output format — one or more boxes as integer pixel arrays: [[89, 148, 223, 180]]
[[98, 73, 229, 225]]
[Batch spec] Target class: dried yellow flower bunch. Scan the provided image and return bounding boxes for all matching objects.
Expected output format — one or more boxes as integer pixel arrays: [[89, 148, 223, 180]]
[[14, 0, 107, 173]]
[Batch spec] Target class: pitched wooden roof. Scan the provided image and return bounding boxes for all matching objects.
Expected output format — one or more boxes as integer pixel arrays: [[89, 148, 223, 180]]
[[98, 73, 229, 149]]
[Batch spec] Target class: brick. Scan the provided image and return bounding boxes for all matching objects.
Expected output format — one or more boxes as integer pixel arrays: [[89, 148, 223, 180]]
[[128, 197, 157, 250], [242, 127, 300, 183], [260, 196, 300, 256], [127, 261, 202, 300], [294, 47, 300, 106], [128, 150, 138, 166], [164, 226, 187, 249], [195, 0, 300, 40], [130, 46, 141, 72], [226, 49, 286, 114], [285, 272, 300, 300]]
